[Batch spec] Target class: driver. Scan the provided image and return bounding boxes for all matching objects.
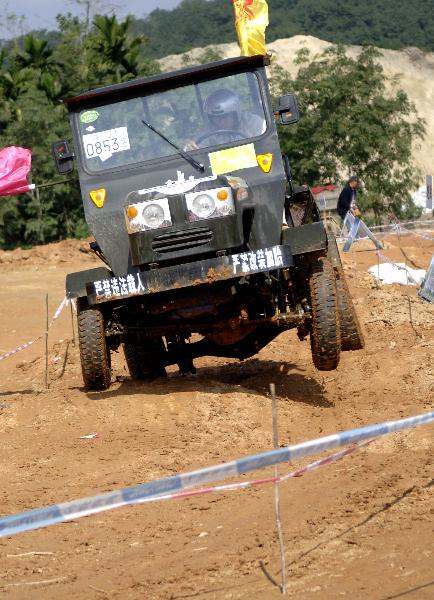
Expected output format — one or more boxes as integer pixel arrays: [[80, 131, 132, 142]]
[[184, 88, 265, 150]]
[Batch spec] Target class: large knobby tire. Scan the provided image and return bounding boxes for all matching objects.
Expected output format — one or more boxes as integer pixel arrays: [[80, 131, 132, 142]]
[[77, 300, 111, 391], [124, 343, 146, 379], [309, 258, 341, 371], [335, 271, 365, 351], [123, 339, 167, 380]]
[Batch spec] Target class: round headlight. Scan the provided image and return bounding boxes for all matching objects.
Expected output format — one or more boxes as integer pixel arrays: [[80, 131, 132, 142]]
[[191, 194, 215, 218], [142, 203, 165, 228]]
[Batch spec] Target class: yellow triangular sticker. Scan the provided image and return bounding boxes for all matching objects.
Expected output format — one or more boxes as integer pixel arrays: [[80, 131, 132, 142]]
[[257, 153, 273, 173], [89, 188, 106, 208]]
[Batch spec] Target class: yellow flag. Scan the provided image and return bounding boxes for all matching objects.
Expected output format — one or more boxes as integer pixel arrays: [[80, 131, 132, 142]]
[[232, 0, 269, 56]]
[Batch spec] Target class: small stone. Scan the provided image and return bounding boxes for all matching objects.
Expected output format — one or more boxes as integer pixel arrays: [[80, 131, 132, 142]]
[[198, 531, 208, 537]]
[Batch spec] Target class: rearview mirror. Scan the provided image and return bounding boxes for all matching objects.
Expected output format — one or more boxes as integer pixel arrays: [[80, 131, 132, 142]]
[[275, 94, 300, 125], [52, 140, 74, 174]]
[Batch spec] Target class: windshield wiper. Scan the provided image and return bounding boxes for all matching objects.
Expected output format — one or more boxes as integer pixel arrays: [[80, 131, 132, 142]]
[[141, 119, 204, 172]]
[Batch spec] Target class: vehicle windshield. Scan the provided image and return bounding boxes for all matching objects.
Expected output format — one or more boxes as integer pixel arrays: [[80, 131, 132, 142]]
[[77, 71, 266, 173]]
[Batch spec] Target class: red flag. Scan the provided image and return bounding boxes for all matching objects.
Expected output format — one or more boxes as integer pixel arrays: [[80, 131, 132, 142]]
[[0, 146, 33, 196], [311, 185, 336, 194]]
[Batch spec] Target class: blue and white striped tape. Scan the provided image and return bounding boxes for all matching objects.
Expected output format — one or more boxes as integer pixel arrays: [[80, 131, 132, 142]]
[[0, 410, 433, 538]]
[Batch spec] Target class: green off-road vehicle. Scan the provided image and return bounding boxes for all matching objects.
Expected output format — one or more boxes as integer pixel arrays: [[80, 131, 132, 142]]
[[53, 54, 363, 390]]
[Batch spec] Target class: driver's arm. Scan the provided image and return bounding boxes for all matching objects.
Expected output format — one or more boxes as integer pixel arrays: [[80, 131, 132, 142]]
[[184, 139, 199, 151]]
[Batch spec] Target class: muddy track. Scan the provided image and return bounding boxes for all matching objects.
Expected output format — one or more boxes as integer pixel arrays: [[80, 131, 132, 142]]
[[0, 233, 433, 600]]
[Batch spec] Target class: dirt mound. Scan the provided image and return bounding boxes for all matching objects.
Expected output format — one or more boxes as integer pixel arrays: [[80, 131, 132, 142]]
[[0, 238, 99, 270]]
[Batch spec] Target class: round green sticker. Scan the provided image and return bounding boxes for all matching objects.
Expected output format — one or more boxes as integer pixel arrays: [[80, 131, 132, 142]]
[[80, 110, 100, 124]]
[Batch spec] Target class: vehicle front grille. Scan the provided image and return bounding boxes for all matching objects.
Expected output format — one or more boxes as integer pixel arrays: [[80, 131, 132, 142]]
[[152, 227, 213, 254]]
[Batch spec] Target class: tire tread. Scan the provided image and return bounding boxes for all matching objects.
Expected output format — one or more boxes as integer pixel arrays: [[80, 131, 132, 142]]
[[336, 271, 365, 351], [309, 258, 341, 370], [77, 303, 111, 390]]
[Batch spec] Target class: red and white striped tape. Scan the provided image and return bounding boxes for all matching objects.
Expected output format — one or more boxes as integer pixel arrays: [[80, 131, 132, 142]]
[[0, 296, 68, 362]]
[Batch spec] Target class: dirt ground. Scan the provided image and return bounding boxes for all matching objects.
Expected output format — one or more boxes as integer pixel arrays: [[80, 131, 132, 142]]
[[0, 229, 433, 600]]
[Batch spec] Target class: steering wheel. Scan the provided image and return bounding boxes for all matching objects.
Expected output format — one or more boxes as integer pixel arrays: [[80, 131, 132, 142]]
[[195, 129, 245, 146]]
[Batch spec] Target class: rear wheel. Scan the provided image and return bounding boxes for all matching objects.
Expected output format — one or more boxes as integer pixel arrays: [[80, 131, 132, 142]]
[[123, 338, 167, 379], [77, 299, 111, 391], [335, 271, 365, 351], [309, 258, 341, 371]]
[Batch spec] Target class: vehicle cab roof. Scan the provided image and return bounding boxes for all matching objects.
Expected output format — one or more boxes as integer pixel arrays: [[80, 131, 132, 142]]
[[63, 54, 271, 110]]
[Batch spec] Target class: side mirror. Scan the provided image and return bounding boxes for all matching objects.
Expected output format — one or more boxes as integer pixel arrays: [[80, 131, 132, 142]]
[[52, 140, 74, 174], [275, 94, 300, 125]]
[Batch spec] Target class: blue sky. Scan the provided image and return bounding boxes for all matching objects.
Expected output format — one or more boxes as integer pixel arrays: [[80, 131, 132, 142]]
[[0, 0, 183, 37]]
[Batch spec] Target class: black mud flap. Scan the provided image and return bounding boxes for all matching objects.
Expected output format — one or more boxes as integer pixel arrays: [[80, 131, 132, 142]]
[[281, 222, 327, 256], [66, 267, 113, 299]]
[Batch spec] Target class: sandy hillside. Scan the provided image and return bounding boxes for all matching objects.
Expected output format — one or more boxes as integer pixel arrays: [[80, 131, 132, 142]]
[[159, 35, 434, 180]]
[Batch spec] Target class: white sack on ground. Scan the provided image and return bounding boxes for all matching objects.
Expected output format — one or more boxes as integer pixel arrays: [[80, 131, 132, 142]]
[[368, 262, 426, 286]]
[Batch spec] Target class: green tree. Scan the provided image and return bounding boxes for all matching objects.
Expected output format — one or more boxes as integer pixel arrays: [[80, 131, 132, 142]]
[[13, 34, 66, 103], [271, 46, 426, 223], [0, 85, 82, 247], [0, 13, 160, 249], [135, 0, 434, 58], [135, 0, 234, 58], [87, 15, 159, 85], [0, 31, 82, 248]]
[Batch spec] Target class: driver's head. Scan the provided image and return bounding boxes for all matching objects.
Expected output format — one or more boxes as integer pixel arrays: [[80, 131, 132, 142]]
[[204, 89, 241, 131]]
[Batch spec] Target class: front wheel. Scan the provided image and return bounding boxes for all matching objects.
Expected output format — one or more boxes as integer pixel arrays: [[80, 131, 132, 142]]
[[77, 299, 111, 391], [309, 258, 341, 371]]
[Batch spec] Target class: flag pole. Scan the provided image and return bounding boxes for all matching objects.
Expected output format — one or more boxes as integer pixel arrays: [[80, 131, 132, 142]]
[[29, 179, 74, 191]]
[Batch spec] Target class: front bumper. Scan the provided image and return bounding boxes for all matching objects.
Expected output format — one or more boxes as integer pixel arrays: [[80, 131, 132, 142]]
[[86, 244, 293, 305]]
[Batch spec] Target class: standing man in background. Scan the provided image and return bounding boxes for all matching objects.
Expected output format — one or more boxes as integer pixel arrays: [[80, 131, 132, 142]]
[[337, 175, 360, 221], [338, 175, 383, 249]]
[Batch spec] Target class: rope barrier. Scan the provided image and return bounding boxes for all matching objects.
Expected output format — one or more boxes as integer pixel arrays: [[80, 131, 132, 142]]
[[0, 296, 68, 362], [369, 219, 434, 233], [0, 409, 432, 539], [392, 223, 434, 242], [338, 217, 434, 243]]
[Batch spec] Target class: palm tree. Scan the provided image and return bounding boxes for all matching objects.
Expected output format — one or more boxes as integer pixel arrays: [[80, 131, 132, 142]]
[[90, 15, 151, 84], [13, 34, 64, 102], [15, 35, 58, 74]]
